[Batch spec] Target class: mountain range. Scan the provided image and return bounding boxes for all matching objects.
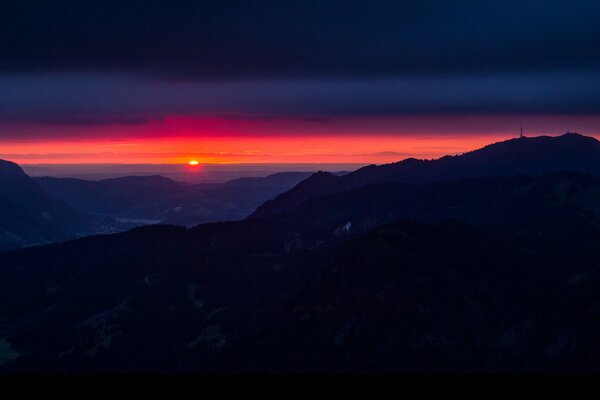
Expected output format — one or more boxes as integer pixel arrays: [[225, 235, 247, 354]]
[[35, 172, 314, 227], [2, 132, 600, 372], [0, 163, 315, 254]]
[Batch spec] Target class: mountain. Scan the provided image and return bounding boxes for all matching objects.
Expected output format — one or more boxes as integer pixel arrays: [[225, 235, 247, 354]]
[[251, 132, 600, 218], [36, 172, 314, 227], [0, 160, 129, 253], [3, 172, 600, 372], [34, 175, 186, 218], [4, 135, 600, 373]]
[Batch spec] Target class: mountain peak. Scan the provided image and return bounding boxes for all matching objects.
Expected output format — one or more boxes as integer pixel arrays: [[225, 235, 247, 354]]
[[557, 131, 597, 143], [562, 131, 583, 137], [524, 132, 597, 144], [286, 171, 338, 191], [0, 159, 28, 180]]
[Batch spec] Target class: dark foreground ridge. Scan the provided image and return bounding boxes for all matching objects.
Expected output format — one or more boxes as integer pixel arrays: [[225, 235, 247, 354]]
[[3, 171, 600, 372]]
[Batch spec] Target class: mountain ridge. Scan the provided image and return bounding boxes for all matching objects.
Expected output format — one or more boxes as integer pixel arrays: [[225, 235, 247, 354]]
[[35, 171, 314, 226], [250, 132, 600, 219]]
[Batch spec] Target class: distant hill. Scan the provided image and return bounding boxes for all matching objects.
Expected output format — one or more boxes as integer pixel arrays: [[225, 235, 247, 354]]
[[34, 175, 186, 217], [36, 172, 314, 227], [0, 159, 129, 253], [251, 132, 600, 218]]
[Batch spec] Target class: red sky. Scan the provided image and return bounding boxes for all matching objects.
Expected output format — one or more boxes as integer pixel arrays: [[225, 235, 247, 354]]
[[1, 114, 600, 165], [3, 2, 600, 169]]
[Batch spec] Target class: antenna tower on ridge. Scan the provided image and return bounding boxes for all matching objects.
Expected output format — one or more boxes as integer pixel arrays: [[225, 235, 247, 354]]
[[520, 122, 524, 138]]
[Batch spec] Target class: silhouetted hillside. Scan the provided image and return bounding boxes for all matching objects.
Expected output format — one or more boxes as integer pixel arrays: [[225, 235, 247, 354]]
[[3, 173, 600, 372], [0, 160, 129, 253], [251, 133, 600, 218], [35, 175, 186, 216], [36, 172, 313, 226]]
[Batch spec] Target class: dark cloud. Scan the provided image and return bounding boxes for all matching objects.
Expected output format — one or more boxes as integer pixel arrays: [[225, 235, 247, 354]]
[[1, 1, 599, 129], [1, 1, 600, 79], [1, 72, 599, 126]]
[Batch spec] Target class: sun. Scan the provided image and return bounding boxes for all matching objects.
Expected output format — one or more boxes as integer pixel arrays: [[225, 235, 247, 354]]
[[188, 160, 199, 166]]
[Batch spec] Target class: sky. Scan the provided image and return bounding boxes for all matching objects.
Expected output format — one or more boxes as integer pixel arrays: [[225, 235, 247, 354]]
[[1, 0, 600, 166]]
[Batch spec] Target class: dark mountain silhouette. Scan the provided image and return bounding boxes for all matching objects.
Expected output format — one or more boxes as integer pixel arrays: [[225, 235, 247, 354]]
[[36, 172, 313, 227], [251, 132, 600, 218], [3, 172, 600, 372], [0, 160, 129, 253], [35, 175, 186, 217]]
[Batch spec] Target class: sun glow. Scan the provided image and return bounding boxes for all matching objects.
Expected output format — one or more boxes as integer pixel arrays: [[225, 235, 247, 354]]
[[6, 113, 600, 166], [188, 160, 200, 166]]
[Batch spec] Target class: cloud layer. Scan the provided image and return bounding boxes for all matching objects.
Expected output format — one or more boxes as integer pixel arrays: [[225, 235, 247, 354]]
[[2, 1, 600, 78], [1, 71, 600, 127]]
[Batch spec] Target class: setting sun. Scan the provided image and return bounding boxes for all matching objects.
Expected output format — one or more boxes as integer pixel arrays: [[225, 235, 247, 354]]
[[188, 160, 199, 166]]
